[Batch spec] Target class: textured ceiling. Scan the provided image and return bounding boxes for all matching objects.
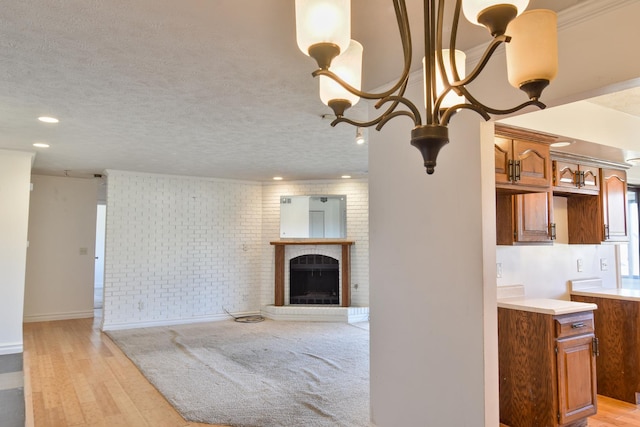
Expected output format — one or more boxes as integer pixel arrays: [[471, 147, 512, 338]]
[[1, 0, 629, 183]]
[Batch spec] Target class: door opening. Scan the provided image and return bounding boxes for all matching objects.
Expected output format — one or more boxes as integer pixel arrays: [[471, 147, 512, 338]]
[[94, 204, 106, 309]]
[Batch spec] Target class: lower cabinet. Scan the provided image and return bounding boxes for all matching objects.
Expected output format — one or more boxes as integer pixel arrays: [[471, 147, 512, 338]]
[[499, 308, 597, 427], [571, 294, 640, 404]]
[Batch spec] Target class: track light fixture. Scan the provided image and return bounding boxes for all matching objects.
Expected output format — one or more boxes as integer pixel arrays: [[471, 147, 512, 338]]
[[295, 0, 558, 174]]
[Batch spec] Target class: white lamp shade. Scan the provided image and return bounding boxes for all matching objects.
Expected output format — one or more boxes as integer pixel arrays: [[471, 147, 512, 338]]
[[320, 40, 363, 107], [462, 0, 529, 25], [505, 9, 558, 89], [295, 0, 351, 56], [423, 49, 467, 109]]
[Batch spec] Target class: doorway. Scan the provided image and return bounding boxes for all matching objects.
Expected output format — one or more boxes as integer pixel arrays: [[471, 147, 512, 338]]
[[94, 204, 106, 309]]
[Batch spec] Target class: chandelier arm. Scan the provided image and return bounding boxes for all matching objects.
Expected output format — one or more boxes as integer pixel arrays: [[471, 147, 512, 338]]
[[440, 104, 491, 126], [451, 35, 509, 88], [310, 0, 413, 101], [377, 95, 423, 126], [375, 110, 419, 131], [440, 99, 546, 126]]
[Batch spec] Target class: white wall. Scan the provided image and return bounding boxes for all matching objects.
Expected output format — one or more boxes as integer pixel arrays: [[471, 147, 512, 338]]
[[102, 170, 263, 330], [261, 180, 369, 307], [368, 2, 640, 426], [24, 175, 98, 322], [0, 150, 34, 355]]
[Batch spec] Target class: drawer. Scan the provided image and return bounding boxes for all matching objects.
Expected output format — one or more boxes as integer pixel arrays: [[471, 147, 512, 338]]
[[555, 311, 595, 339]]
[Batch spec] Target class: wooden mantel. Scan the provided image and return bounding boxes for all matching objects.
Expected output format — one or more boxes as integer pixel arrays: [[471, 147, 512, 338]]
[[270, 240, 355, 307]]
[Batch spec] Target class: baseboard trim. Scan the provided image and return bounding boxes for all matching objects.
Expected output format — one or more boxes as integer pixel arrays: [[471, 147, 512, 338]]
[[23, 310, 94, 323], [101, 312, 241, 331], [0, 343, 23, 355]]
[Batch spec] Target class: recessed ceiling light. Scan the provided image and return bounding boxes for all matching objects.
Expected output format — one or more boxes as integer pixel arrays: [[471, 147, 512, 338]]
[[273, 176, 283, 181], [341, 175, 352, 179], [550, 140, 573, 148], [33, 142, 50, 148], [38, 116, 59, 123]]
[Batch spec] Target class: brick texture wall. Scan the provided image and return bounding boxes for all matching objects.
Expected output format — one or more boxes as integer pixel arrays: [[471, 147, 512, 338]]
[[103, 171, 262, 329]]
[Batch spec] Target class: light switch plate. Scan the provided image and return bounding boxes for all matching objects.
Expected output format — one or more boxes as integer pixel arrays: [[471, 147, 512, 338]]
[[577, 258, 584, 272], [600, 258, 608, 271]]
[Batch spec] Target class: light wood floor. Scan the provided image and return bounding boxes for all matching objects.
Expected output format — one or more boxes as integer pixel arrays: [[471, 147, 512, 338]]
[[23, 315, 640, 427]]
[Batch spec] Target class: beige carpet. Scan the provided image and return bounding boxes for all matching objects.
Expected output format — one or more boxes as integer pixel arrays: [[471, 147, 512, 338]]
[[107, 319, 370, 427]]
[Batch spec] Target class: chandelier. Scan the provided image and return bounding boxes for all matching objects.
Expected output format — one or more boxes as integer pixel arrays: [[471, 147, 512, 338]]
[[295, 0, 558, 174]]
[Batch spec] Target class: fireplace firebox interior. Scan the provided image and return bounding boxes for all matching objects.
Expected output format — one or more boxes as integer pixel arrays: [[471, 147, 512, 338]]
[[290, 254, 339, 305]]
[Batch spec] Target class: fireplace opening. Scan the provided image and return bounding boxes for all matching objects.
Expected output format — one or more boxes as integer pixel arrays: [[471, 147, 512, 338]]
[[290, 254, 339, 305]]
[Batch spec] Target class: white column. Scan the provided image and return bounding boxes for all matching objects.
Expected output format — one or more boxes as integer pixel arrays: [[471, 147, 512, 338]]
[[0, 150, 34, 354]]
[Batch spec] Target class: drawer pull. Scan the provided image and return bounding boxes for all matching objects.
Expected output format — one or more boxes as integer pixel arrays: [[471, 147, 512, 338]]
[[571, 322, 586, 329]]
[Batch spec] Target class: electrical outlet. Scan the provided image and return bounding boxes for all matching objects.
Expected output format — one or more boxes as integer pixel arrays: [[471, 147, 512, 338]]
[[496, 263, 503, 278], [577, 258, 584, 272], [600, 258, 608, 271]]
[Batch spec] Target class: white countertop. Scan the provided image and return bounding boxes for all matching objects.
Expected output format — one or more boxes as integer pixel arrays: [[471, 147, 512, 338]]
[[497, 298, 598, 315], [571, 287, 640, 302]]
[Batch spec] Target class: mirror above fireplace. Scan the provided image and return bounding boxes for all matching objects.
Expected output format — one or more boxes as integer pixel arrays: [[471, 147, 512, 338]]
[[280, 195, 346, 238]]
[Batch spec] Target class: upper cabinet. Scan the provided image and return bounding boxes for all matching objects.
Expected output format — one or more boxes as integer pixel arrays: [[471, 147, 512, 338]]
[[497, 191, 555, 245], [601, 168, 628, 242], [553, 158, 600, 195], [495, 136, 551, 191], [566, 167, 628, 244]]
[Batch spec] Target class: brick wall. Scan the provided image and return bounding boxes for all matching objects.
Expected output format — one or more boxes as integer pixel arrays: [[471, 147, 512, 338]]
[[102, 172, 369, 329], [103, 171, 262, 329], [261, 180, 369, 307]]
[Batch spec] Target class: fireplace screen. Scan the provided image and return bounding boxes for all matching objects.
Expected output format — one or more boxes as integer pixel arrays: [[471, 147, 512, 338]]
[[289, 254, 339, 305]]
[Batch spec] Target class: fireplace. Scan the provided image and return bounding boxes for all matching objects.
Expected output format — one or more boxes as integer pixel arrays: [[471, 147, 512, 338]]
[[270, 240, 354, 307], [290, 255, 339, 305]]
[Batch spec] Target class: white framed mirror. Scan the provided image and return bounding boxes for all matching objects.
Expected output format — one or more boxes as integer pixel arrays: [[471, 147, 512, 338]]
[[280, 195, 347, 238]]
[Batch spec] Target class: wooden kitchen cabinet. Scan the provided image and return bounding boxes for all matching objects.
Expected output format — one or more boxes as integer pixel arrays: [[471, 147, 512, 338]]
[[499, 308, 598, 427], [565, 167, 628, 244], [496, 191, 554, 245], [601, 168, 628, 241], [571, 294, 640, 404], [495, 136, 552, 191], [553, 159, 600, 195]]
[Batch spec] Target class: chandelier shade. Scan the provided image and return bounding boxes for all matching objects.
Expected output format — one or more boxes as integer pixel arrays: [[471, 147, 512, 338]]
[[320, 39, 363, 115], [425, 49, 467, 110], [505, 9, 558, 100], [295, 0, 351, 69]]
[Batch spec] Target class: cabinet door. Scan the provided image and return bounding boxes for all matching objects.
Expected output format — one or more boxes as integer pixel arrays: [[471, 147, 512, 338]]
[[601, 168, 628, 241], [580, 165, 600, 193], [554, 160, 579, 190], [495, 137, 513, 185], [514, 192, 554, 243], [556, 335, 597, 425], [513, 139, 551, 188]]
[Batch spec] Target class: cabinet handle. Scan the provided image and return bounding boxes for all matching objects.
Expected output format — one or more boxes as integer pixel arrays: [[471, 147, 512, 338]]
[[574, 171, 580, 188], [593, 337, 600, 357], [514, 160, 521, 182], [549, 223, 556, 240], [571, 322, 586, 329], [508, 160, 514, 182], [604, 224, 610, 240]]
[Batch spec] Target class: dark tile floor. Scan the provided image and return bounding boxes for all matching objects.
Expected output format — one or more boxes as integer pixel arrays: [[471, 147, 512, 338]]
[[0, 353, 25, 427]]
